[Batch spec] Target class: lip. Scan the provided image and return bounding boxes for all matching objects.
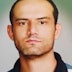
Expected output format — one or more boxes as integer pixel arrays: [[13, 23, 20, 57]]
[[26, 39, 41, 43]]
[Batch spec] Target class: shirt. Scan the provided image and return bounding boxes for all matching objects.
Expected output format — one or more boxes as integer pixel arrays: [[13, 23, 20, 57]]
[[8, 52, 69, 72]]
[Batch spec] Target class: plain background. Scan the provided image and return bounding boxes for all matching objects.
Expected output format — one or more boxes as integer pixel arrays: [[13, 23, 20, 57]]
[[0, 0, 72, 72]]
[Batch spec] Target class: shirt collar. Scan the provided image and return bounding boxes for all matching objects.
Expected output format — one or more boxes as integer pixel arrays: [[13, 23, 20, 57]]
[[54, 52, 68, 72], [10, 52, 68, 72]]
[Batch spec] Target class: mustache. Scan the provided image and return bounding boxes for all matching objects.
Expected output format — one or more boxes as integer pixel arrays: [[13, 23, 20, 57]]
[[25, 34, 41, 41], [27, 33, 40, 39]]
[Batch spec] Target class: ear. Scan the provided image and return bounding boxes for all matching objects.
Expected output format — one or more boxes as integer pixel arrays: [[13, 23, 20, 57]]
[[7, 25, 14, 40], [55, 23, 61, 40]]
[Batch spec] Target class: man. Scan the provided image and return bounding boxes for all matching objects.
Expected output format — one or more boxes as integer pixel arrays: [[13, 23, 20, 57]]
[[7, 0, 72, 72]]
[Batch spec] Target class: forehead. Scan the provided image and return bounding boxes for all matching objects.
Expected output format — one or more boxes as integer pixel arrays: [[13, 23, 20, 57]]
[[13, 0, 54, 19]]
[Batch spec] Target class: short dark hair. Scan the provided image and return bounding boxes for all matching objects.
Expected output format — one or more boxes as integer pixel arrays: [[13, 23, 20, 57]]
[[47, 0, 59, 24], [9, 0, 59, 25], [10, 0, 19, 25]]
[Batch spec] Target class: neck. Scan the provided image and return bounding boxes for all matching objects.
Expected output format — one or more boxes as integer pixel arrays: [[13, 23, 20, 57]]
[[20, 50, 57, 72]]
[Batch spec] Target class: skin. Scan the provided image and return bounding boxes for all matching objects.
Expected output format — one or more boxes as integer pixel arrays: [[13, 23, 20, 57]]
[[7, 0, 61, 72]]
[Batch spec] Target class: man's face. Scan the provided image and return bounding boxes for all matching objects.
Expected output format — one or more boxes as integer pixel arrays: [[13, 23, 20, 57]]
[[8, 0, 59, 56]]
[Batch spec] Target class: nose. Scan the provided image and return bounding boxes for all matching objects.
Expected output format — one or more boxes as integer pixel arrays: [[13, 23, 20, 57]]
[[27, 22, 38, 36]]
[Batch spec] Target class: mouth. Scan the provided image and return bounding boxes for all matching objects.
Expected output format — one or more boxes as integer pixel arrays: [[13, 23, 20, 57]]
[[26, 39, 41, 44]]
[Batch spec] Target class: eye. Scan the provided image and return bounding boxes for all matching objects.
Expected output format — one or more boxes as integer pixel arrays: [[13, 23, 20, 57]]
[[39, 21, 46, 25], [18, 21, 27, 26], [21, 22, 26, 25], [41, 21, 44, 24]]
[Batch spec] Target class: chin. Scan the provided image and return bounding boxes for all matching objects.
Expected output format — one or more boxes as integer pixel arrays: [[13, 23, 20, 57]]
[[19, 48, 53, 59]]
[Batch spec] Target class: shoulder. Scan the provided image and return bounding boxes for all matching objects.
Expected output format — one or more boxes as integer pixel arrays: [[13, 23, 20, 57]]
[[8, 59, 20, 72], [66, 63, 72, 72], [8, 69, 14, 72], [66, 63, 72, 69]]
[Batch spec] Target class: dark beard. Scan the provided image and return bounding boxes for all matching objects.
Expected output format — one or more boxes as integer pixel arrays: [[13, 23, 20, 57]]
[[19, 47, 53, 60]]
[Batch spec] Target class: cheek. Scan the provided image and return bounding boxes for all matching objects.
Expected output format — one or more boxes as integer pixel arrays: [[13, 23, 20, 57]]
[[13, 28, 27, 40], [38, 26, 55, 38]]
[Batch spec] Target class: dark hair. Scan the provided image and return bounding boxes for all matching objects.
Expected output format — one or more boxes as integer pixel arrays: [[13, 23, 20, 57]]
[[47, 0, 59, 24], [10, 0, 58, 25], [9, 0, 19, 25]]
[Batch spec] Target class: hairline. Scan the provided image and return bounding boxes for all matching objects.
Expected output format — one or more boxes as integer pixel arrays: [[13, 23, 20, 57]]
[[10, 0, 58, 25]]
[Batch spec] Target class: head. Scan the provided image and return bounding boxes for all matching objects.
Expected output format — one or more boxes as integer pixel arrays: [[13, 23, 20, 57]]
[[7, 0, 61, 57], [10, 0, 58, 25]]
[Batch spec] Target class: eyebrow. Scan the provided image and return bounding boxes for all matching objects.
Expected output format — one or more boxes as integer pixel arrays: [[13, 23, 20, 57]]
[[15, 17, 50, 22], [36, 17, 50, 20], [15, 18, 28, 22]]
